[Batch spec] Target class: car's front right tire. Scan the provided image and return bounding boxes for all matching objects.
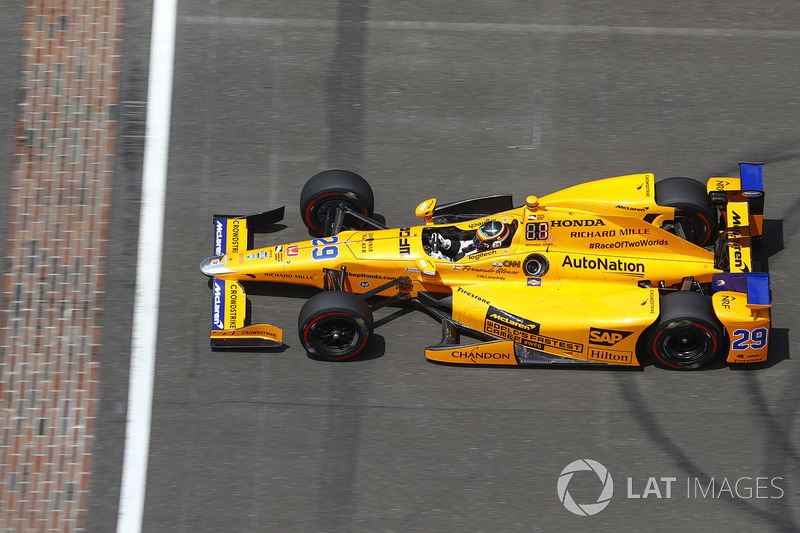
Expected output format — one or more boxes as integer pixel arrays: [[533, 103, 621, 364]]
[[299, 169, 375, 236]]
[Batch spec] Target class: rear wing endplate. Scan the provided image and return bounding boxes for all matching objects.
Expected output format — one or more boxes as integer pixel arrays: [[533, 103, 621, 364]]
[[709, 162, 765, 273], [712, 272, 771, 309]]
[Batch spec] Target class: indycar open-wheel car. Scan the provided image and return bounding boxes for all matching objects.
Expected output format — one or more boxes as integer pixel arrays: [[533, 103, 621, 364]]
[[200, 162, 772, 370]]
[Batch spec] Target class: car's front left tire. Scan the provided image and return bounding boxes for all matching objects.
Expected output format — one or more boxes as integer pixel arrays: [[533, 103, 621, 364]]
[[298, 290, 374, 361]]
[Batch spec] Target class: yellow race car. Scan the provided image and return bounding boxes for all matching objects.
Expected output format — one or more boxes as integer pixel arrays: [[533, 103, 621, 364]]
[[200, 163, 770, 370]]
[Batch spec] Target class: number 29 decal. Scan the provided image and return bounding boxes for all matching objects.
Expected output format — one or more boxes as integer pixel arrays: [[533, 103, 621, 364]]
[[311, 236, 340, 261], [731, 327, 768, 351]]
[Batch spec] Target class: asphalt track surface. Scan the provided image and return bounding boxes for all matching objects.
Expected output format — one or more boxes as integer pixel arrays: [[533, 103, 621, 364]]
[[79, 2, 800, 532]]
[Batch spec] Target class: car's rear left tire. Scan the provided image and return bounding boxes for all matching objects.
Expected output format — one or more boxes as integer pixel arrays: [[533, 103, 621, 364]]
[[300, 169, 375, 236], [647, 291, 725, 370], [298, 290, 374, 361], [655, 177, 717, 246]]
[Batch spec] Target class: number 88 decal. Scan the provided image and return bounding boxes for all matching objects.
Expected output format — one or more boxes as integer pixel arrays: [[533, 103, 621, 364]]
[[731, 327, 768, 350]]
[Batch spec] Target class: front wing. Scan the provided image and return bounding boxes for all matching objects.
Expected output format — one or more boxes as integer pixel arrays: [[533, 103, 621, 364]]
[[206, 209, 286, 349]]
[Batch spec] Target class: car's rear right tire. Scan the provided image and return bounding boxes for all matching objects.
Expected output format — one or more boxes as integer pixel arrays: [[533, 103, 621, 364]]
[[647, 291, 725, 370]]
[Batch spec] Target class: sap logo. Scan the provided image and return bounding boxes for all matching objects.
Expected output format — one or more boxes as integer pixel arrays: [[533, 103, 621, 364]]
[[589, 328, 633, 346]]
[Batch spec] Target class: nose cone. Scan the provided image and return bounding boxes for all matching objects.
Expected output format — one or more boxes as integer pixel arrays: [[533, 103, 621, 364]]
[[200, 255, 235, 277]]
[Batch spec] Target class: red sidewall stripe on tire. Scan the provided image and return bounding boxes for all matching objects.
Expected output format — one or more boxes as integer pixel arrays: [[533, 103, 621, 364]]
[[696, 211, 712, 246], [303, 192, 339, 224], [303, 312, 369, 360], [304, 192, 370, 227], [652, 322, 717, 369]]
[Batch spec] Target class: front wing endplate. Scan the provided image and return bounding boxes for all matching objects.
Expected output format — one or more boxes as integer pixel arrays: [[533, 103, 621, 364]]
[[211, 324, 283, 349]]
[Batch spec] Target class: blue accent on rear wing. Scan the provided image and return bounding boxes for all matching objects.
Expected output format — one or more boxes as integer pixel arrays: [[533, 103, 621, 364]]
[[746, 273, 771, 307], [713, 272, 771, 307], [713, 273, 748, 293], [739, 162, 763, 191]]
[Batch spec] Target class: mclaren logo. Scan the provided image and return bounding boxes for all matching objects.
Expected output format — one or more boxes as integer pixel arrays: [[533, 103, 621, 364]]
[[215, 220, 224, 255], [487, 311, 538, 332], [212, 280, 224, 329]]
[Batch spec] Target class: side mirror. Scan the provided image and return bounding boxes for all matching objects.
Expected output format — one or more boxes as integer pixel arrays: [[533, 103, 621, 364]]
[[415, 198, 437, 225], [415, 258, 437, 276]]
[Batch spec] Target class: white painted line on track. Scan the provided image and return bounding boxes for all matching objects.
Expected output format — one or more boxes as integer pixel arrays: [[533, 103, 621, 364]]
[[116, 0, 177, 531]]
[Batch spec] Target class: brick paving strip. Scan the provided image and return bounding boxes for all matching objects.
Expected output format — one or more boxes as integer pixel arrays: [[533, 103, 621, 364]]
[[1, 0, 123, 531]]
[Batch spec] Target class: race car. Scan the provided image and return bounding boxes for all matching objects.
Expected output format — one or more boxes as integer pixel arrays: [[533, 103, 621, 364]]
[[199, 162, 771, 370]]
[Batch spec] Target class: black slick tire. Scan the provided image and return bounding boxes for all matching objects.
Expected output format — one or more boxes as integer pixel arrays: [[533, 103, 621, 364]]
[[298, 291, 374, 361], [647, 291, 725, 370], [655, 177, 717, 246], [300, 170, 374, 236]]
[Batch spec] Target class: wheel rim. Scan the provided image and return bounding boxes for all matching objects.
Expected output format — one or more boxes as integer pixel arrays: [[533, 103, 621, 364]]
[[674, 210, 711, 246], [304, 313, 366, 359], [654, 321, 717, 367], [314, 198, 359, 226]]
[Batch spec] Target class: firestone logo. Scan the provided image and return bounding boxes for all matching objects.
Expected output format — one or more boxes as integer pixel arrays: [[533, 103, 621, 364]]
[[557, 459, 614, 516]]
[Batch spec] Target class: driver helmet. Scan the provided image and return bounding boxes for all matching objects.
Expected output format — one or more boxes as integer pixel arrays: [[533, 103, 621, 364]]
[[473, 220, 510, 250]]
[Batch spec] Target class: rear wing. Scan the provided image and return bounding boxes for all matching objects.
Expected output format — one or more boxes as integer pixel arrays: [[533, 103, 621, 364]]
[[708, 163, 771, 364], [709, 162, 764, 273], [207, 207, 286, 349]]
